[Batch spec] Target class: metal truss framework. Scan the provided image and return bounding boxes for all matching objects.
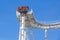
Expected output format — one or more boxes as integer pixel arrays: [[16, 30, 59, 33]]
[[16, 6, 60, 40]]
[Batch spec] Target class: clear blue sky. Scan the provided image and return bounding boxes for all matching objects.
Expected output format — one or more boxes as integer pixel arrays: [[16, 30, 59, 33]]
[[0, 0, 60, 40]]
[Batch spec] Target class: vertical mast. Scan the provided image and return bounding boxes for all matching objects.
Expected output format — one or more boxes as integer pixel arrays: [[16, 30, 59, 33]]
[[17, 6, 29, 40], [45, 29, 48, 40], [19, 15, 26, 40]]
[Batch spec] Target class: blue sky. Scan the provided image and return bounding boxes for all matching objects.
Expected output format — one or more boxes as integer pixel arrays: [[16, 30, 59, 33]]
[[0, 0, 60, 40]]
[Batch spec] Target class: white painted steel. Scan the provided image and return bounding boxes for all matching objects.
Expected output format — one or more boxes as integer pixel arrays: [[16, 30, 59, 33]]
[[45, 29, 48, 40], [18, 16, 27, 40], [16, 9, 60, 40]]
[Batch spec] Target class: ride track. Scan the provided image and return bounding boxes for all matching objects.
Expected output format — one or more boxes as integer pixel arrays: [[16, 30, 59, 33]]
[[16, 6, 60, 40]]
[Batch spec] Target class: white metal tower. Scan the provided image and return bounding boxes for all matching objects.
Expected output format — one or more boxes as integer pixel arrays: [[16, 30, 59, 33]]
[[16, 6, 60, 40]]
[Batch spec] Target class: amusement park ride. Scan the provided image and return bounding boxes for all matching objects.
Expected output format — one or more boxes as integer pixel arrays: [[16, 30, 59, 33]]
[[16, 6, 60, 40]]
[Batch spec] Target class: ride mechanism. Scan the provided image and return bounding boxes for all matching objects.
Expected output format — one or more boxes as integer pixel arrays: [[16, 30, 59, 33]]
[[16, 6, 60, 40]]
